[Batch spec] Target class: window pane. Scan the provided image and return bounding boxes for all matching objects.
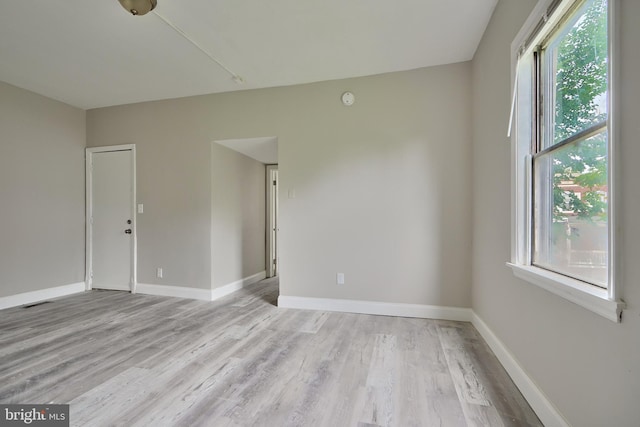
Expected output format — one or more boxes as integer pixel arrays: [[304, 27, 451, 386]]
[[547, 0, 608, 147], [533, 131, 608, 287]]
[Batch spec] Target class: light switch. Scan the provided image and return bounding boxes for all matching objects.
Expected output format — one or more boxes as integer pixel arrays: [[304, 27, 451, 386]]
[[288, 189, 296, 199], [337, 273, 345, 285], [137, 204, 144, 214]]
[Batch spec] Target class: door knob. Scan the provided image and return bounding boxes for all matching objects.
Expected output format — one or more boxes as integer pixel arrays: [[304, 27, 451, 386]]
[[125, 229, 132, 234]]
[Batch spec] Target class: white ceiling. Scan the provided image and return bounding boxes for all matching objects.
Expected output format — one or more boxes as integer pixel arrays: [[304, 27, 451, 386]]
[[0, 0, 497, 110], [215, 137, 278, 164]]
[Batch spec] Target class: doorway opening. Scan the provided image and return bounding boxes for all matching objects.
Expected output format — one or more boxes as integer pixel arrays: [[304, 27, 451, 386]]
[[212, 136, 279, 283]]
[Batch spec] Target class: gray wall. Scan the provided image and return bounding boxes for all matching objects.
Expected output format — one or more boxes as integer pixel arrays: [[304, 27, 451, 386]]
[[87, 98, 213, 289], [211, 143, 266, 288], [88, 62, 473, 307], [0, 81, 85, 298], [471, 1, 640, 425], [6, 4, 637, 420]]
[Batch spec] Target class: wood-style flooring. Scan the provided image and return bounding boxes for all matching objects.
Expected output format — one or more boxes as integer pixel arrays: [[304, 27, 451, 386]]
[[0, 278, 542, 426]]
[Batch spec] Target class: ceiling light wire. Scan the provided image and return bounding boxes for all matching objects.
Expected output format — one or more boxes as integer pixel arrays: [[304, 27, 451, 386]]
[[151, 10, 244, 84]]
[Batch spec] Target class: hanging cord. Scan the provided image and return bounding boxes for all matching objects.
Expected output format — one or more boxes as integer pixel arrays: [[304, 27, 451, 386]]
[[152, 10, 245, 84], [507, 49, 523, 138]]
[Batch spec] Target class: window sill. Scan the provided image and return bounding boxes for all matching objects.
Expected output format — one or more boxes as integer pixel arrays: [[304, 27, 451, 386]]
[[507, 263, 625, 322]]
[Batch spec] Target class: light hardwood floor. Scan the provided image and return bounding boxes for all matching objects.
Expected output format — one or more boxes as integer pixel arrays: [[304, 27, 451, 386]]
[[0, 278, 542, 426]]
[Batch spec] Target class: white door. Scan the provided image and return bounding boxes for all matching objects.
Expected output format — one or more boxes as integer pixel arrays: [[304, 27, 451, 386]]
[[90, 149, 134, 291]]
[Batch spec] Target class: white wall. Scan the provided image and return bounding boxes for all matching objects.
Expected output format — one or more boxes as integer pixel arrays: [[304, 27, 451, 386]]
[[88, 62, 473, 307], [211, 143, 266, 288], [471, 1, 640, 425], [0, 81, 86, 298]]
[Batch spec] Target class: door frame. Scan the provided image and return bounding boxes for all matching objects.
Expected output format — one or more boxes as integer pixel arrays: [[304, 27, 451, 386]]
[[85, 144, 137, 292], [266, 164, 278, 277]]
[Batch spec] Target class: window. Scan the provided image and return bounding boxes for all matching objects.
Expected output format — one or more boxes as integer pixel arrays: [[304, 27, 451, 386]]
[[508, 0, 624, 321]]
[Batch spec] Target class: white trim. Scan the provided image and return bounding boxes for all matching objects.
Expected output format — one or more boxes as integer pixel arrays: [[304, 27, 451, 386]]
[[131, 146, 137, 294], [211, 271, 267, 301], [137, 271, 267, 302], [265, 164, 279, 278], [507, 263, 624, 322], [85, 150, 91, 290], [86, 145, 137, 293], [471, 312, 570, 427], [277, 296, 472, 321], [607, 0, 621, 301], [0, 282, 85, 311], [136, 283, 213, 301]]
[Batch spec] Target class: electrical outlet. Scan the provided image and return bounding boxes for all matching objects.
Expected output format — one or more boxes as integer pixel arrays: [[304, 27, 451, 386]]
[[157, 268, 163, 279], [337, 273, 345, 285]]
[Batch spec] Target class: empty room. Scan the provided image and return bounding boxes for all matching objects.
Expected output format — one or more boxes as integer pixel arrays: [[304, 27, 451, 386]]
[[0, 0, 638, 426]]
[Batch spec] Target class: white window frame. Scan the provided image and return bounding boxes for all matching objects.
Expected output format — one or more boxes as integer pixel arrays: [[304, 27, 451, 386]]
[[507, 0, 625, 322]]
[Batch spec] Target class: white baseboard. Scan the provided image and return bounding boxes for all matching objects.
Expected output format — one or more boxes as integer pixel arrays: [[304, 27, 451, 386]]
[[0, 282, 86, 310], [136, 283, 212, 301], [211, 270, 267, 301], [137, 271, 267, 302], [471, 312, 569, 427], [277, 295, 473, 321]]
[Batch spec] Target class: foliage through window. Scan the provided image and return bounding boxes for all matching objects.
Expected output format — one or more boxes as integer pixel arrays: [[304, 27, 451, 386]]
[[532, 0, 609, 287]]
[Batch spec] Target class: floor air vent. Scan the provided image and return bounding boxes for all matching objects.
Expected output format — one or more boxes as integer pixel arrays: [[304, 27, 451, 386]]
[[22, 301, 51, 309]]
